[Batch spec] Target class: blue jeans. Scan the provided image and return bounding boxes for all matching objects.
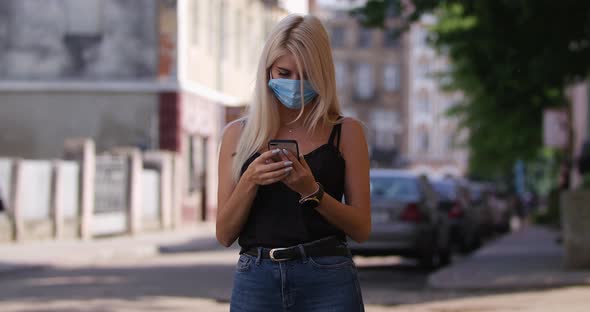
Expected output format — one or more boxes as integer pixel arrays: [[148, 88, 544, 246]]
[[230, 248, 365, 312]]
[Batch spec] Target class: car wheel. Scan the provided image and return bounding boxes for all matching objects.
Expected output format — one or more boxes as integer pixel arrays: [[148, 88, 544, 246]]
[[438, 246, 451, 266], [419, 231, 439, 269], [418, 250, 435, 269], [438, 234, 452, 266]]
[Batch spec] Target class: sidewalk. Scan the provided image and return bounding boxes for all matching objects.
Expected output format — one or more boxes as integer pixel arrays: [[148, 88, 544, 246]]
[[0, 222, 217, 274], [429, 225, 590, 290], [368, 286, 590, 312]]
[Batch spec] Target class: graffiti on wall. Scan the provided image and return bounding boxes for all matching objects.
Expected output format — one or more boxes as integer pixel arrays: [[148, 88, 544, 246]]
[[0, 0, 159, 80]]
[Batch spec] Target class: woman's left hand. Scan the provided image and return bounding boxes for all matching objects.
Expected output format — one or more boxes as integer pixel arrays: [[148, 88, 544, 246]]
[[278, 149, 318, 197]]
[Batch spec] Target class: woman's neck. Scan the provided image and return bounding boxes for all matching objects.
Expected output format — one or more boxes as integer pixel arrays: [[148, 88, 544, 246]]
[[278, 102, 317, 127]]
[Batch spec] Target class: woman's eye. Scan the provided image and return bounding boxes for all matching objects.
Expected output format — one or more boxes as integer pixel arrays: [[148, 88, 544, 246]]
[[278, 72, 289, 77]]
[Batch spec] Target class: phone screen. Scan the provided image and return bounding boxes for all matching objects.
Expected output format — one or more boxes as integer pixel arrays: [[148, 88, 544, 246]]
[[268, 140, 299, 160]]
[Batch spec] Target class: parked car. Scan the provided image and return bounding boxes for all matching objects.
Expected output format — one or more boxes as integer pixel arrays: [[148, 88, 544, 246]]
[[467, 181, 496, 238], [488, 187, 513, 233], [431, 178, 482, 253], [349, 169, 452, 268]]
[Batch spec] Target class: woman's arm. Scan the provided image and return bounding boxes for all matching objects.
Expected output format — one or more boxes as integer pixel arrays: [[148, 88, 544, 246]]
[[279, 118, 371, 243], [316, 118, 371, 242], [216, 121, 294, 247], [216, 121, 256, 247]]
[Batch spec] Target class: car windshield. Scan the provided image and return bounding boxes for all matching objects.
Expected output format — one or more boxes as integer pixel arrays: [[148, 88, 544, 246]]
[[432, 181, 457, 201], [370, 176, 420, 201]]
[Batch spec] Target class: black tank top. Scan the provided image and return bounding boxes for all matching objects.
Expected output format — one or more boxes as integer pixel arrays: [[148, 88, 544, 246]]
[[238, 119, 346, 249]]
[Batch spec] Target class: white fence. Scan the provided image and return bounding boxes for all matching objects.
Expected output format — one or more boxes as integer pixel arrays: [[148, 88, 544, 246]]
[[20, 161, 52, 221], [61, 162, 80, 219], [0, 158, 12, 210], [93, 155, 128, 236], [0, 140, 180, 242]]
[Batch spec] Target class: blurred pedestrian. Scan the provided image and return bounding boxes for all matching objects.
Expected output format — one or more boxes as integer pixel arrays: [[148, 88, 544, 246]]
[[215, 14, 370, 312]]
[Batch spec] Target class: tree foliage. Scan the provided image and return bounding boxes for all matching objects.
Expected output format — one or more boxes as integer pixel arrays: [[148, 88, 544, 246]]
[[353, 0, 590, 178]]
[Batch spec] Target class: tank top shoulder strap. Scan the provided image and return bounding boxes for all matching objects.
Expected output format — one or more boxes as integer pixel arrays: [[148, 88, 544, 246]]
[[327, 116, 344, 149]]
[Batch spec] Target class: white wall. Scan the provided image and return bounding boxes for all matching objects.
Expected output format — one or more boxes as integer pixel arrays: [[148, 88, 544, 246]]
[[0, 92, 159, 158], [20, 160, 52, 220], [0, 159, 12, 206], [142, 168, 160, 219], [61, 161, 80, 219]]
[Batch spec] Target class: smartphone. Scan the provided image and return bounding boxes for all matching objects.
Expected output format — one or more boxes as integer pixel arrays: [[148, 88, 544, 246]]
[[268, 139, 299, 161]]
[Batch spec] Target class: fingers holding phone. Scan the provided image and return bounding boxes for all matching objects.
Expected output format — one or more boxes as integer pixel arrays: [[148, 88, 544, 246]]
[[278, 148, 317, 197], [245, 149, 293, 186]]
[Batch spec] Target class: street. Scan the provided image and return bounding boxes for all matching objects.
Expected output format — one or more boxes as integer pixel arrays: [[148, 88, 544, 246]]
[[0, 240, 463, 311], [0, 240, 580, 311], [1, 226, 590, 311]]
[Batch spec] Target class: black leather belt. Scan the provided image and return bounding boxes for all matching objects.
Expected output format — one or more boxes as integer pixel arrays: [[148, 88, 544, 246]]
[[242, 236, 350, 262]]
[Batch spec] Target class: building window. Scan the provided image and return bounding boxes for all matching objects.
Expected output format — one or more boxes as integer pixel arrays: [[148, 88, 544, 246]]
[[417, 59, 430, 79], [355, 63, 374, 100], [371, 109, 399, 149], [414, 27, 428, 47], [383, 30, 399, 48], [335, 61, 347, 90], [246, 15, 253, 65], [417, 131, 430, 153], [192, 0, 199, 44], [235, 9, 241, 66], [358, 27, 372, 48], [208, 1, 215, 55], [383, 64, 400, 92], [416, 91, 430, 114], [220, 1, 227, 60], [331, 25, 346, 48], [442, 133, 454, 152]]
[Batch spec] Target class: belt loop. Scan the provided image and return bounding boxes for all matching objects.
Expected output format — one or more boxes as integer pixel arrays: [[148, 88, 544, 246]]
[[256, 247, 262, 265], [298, 244, 308, 263]]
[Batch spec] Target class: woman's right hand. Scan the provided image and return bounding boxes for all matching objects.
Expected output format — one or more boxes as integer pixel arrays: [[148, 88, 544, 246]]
[[244, 149, 293, 185]]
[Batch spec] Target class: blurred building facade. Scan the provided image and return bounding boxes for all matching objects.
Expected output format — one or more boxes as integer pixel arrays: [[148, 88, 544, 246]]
[[406, 15, 468, 177], [0, 0, 205, 226], [0, 0, 176, 158], [177, 0, 287, 220], [311, 0, 409, 168]]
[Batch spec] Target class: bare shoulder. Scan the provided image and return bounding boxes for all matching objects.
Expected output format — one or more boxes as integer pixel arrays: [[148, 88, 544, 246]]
[[339, 116, 368, 154], [340, 117, 367, 140], [221, 118, 245, 145], [220, 118, 246, 159]]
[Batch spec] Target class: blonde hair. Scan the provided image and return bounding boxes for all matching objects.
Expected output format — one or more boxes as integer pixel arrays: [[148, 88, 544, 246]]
[[231, 14, 342, 181]]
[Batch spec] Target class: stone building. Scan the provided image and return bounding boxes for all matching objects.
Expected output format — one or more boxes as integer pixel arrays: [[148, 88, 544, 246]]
[[177, 0, 287, 220], [406, 15, 468, 177], [311, 0, 408, 168], [0, 0, 176, 158]]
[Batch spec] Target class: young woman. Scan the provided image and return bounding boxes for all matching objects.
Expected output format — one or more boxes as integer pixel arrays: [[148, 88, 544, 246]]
[[216, 14, 371, 312]]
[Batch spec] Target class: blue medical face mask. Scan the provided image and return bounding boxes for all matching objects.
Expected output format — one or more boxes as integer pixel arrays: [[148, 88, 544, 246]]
[[268, 77, 318, 110]]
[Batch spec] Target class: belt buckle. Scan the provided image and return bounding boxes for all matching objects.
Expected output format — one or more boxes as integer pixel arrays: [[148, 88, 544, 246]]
[[269, 247, 290, 262]]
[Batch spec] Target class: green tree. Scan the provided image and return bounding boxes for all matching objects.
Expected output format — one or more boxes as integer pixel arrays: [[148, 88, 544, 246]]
[[353, 0, 590, 178]]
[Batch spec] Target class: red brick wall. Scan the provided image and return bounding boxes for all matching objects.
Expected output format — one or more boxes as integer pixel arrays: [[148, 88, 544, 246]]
[[159, 92, 181, 152]]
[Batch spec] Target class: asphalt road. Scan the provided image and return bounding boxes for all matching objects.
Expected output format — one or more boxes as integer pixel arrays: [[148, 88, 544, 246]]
[[0, 242, 489, 311]]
